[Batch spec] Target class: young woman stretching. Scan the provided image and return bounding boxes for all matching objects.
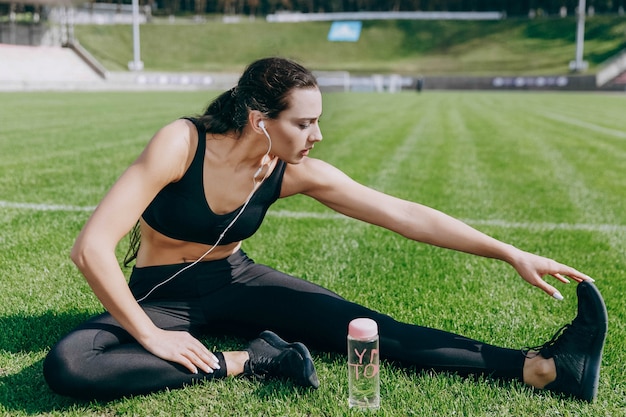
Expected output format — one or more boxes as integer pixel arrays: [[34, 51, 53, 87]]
[[43, 57, 607, 402]]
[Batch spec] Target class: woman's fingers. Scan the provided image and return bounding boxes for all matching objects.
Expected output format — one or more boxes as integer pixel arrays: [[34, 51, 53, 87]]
[[531, 276, 564, 300], [552, 272, 570, 284], [144, 330, 221, 374], [512, 250, 596, 300], [176, 334, 220, 374], [554, 262, 595, 283], [184, 339, 220, 374]]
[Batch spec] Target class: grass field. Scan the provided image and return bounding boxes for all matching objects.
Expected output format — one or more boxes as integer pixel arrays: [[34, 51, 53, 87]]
[[0, 90, 625, 416]]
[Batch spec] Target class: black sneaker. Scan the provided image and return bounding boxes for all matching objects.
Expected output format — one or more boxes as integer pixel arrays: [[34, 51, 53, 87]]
[[527, 281, 608, 402], [244, 330, 319, 389]]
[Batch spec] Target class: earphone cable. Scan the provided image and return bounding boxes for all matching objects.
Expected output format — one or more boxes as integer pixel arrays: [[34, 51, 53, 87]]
[[136, 129, 273, 303]]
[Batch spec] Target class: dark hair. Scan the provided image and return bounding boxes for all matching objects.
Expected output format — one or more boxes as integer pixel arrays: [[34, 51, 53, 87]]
[[123, 222, 140, 267], [123, 57, 317, 267], [198, 57, 318, 134]]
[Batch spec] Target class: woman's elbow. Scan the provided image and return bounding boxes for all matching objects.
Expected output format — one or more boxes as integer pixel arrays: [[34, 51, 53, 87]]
[[70, 237, 88, 268], [70, 237, 104, 270]]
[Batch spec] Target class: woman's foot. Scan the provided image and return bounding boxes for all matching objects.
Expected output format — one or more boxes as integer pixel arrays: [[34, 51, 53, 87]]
[[525, 281, 608, 401], [244, 330, 319, 388]]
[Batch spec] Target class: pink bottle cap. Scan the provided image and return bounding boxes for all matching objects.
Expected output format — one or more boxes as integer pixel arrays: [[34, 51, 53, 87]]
[[348, 318, 378, 340]]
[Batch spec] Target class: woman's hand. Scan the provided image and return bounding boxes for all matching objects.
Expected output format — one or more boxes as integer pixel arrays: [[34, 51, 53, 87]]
[[510, 249, 595, 299], [140, 328, 221, 374]]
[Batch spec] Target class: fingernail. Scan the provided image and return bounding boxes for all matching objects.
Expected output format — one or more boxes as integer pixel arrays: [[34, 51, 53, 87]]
[[552, 291, 564, 301], [588, 277, 596, 282]]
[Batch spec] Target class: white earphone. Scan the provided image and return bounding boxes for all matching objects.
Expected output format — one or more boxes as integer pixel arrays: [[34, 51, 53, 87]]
[[254, 119, 272, 178], [258, 120, 271, 141]]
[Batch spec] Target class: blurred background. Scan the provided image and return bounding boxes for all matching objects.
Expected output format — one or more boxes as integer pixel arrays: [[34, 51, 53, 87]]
[[1, 0, 625, 91]]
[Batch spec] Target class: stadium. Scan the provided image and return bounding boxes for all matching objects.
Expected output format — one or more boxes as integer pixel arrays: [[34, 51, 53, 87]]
[[1, 0, 626, 90]]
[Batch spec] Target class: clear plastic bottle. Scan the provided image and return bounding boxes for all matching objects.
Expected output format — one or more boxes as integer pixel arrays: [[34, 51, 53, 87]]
[[347, 318, 380, 409]]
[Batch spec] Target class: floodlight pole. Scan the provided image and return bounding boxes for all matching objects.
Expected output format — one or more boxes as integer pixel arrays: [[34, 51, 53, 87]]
[[570, 0, 588, 72], [128, 0, 144, 71]]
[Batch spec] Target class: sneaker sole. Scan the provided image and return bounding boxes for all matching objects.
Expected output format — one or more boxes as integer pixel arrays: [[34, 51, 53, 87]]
[[578, 281, 608, 401], [259, 330, 320, 389]]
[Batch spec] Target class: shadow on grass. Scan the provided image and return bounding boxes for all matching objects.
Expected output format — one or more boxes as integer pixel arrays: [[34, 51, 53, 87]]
[[0, 311, 322, 414], [0, 358, 87, 415], [0, 310, 96, 415]]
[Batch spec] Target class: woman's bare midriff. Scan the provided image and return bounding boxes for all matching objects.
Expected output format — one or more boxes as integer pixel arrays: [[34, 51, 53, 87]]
[[134, 219, 242, 267]]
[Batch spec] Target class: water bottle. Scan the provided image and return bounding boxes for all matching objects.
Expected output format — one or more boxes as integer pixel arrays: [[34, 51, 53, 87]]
[[347, 318, 380, 409]]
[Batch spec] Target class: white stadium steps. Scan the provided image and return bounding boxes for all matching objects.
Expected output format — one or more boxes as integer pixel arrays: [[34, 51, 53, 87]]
[[0, 44, 106, 90], [0, 44, 240, 91]]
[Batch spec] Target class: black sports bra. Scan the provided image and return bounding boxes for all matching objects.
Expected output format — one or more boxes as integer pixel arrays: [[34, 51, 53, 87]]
[[141, 118, 286, 245]]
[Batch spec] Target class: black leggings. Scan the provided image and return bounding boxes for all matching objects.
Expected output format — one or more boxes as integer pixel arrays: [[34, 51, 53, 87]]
[[43, 250, 525, 400]]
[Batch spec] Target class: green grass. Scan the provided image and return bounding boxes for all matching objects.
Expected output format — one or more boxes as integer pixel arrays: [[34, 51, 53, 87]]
[[73, 15, 626, 75], [1, 90, 625, 416]]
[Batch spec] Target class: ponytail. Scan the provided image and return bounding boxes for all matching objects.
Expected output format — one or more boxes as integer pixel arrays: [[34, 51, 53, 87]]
[[123, 221, 141, 267], [197, 87, 241, 134]]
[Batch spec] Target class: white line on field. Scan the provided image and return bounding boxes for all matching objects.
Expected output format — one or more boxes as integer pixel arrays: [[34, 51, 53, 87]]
[[0, 200, 96, 212], [545, 113, 626, 139], [2, 200, 624, 233]]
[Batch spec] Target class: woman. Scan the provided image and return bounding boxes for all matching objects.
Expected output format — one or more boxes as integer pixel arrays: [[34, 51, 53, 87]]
[[43, 57, 607, 402]]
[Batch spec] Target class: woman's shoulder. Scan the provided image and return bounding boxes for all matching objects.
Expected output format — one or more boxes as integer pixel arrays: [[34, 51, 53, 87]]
[[286, 157, 344, 178], [146, 119, 197, 154], [282, 157, 347, 196], [155, 118, 196, 141], [136, 119, 199, 180]]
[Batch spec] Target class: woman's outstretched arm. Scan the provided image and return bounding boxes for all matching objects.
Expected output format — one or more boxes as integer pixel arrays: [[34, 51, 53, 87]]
[[283, 157, 594, 299]]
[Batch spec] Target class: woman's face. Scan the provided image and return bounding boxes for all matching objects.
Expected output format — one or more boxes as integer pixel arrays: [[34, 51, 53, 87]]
[[268, 87, 323, 164]]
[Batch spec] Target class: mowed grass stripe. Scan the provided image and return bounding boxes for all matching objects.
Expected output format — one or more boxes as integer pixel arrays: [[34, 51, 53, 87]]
[[321, 93, 432, 185], [535, 107, 626, 219], [522, 99, 625, 226], [367, 95, 444, 193], [462, 93, 571, 221], [483, 93, 626, 257], [528, 113, 626, 256], [438, 95, 604, 225], [380, 96, 449, 202], [435, 94, 500, 219], [376, 94, 473, 211], [397, 93, 550, 221]]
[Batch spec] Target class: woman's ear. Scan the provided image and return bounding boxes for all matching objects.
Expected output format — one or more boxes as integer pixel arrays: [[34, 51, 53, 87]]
[[248, 110, 266, 134]]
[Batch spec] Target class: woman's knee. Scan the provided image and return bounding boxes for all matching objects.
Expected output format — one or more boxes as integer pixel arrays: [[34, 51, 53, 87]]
[[43, 336, 96, 398]]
